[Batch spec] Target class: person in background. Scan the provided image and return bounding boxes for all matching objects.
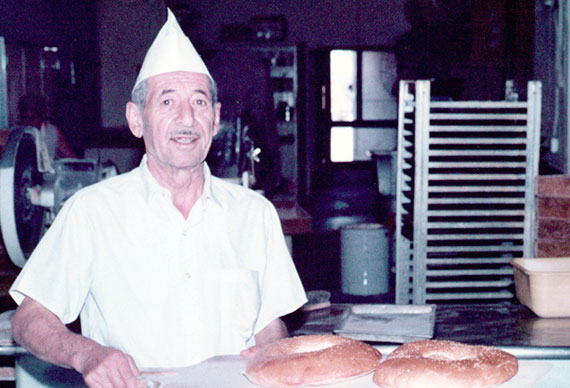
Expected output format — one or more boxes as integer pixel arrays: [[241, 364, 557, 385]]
[[9, 8, 306, 388], [18, 93, 76, 159]]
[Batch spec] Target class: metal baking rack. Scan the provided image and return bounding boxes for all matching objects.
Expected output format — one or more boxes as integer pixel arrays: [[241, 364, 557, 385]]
[[394, 80, 542, 304]]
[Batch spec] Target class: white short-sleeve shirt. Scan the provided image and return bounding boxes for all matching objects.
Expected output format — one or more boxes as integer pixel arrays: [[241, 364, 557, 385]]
[[10, 156, 307, 368]]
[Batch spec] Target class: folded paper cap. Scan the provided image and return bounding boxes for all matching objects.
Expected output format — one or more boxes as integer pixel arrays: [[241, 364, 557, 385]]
[[133, 8, 211, 91]]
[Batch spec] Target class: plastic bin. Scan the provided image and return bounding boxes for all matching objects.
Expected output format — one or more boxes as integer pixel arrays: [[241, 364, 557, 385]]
[[510, 258, 570, 318]]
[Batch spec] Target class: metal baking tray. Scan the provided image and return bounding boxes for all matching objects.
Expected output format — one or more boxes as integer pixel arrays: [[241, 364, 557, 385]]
[[334, 304, 436, 343]]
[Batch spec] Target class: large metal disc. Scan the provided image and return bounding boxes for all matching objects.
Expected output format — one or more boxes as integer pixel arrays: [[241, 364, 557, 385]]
[[0, 126, 46, 267]]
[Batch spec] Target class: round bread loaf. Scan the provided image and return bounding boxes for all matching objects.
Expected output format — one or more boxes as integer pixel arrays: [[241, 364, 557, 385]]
[[373, 339, 518, 388], [245, 334, 382, 386]]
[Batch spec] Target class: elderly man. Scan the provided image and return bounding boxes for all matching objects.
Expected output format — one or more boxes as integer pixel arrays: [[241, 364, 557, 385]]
[[9, 9, 307, 388]]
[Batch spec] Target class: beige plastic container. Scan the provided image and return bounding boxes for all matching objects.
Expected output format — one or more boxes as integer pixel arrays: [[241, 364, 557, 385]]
[[510, 258, 570, 318]]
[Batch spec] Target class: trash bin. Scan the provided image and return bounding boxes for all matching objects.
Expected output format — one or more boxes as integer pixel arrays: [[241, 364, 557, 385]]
[[340, 223, 390, 296]]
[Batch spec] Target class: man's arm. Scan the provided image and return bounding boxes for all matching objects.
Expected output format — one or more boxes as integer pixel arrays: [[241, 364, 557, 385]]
[[11, 297, 140, 388], [240, 318, 288, 358]]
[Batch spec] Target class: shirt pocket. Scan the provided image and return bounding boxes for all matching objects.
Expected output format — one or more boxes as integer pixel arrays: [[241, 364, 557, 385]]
[[220, 268, 261, 346]]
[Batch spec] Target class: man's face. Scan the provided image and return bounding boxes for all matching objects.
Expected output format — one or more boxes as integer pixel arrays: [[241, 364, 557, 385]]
[[131, 71, 220, 174]]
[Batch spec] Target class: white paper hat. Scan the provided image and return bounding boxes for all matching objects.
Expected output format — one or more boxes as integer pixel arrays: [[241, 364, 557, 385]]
[[133, 8, 211, 91]]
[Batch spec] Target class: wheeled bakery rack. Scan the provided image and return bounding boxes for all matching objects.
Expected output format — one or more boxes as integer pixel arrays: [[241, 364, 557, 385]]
[[394, 80, 542, 304]]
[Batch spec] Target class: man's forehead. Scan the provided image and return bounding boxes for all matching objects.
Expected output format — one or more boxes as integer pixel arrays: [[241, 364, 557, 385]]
[[158, 87, 209, 97], [148, 71, 211, 88], [146, 71, 211, 99]]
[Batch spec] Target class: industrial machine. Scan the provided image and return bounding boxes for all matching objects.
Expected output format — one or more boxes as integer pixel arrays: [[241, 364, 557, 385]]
[[0, 126, 117, 267], [208, 117, 261, 188]]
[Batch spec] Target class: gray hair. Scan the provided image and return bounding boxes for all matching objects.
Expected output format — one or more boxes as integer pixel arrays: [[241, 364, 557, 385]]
[[131, 77, 218, 112], [131, 80, 148, 112]]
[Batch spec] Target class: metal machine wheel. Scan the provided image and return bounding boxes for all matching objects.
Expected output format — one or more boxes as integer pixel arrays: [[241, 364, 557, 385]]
[[0, 127, 47, 267]]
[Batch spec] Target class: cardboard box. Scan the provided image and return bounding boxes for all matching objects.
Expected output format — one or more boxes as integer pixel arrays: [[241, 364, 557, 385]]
[[536, 175, 570, 257]]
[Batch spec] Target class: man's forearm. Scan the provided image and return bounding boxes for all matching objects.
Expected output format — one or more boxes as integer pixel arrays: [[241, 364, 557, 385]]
[[254, 318, 289, 346], [12, 297, 140, 388], [11, 297, 99, 372]]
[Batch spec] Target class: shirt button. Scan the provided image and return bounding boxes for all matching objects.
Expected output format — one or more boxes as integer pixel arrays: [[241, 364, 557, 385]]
[[185, 272, 191, 279], [182, 230, 188, 236]]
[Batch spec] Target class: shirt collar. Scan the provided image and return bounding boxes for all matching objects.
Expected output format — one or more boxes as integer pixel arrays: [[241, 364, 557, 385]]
[[140, 155, 167, 202], [138, 154, 223, 208], [202, 163, 224, 209]]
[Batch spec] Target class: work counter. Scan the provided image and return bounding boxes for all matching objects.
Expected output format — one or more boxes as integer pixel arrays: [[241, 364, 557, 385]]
[[5, 302, 570, 387], [293, 303, 570, 350], [290, 302, 570, 387]]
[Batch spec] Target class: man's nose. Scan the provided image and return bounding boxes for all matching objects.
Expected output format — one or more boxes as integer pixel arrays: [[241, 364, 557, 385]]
[[177, 100, 194, 126]]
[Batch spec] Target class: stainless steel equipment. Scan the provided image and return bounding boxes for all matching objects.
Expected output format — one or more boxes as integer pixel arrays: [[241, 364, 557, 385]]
[[394, 80, 542, 304], [0, 126, 116, 267], [208, 117, 260, 188]]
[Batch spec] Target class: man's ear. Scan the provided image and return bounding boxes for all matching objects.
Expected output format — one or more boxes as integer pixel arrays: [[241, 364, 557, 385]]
[[213, 102, 221, 137], [126, 102, 144, 138]]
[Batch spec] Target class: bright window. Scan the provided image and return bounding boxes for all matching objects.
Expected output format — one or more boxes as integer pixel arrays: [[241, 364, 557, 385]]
[[330, 126, 355, 162]]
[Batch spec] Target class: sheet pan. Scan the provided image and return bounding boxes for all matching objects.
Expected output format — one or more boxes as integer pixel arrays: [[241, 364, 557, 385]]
[[333, 304, 436, 343]]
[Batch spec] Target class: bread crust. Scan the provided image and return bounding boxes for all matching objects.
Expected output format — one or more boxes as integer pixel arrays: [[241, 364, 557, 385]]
[[373, 339, 518, 388], [245, 334, 382, 386]]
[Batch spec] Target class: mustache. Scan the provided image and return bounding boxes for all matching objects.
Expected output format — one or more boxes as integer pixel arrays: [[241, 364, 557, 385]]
[[142, 120, 200, 138], [170, 128, 200, 137]]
